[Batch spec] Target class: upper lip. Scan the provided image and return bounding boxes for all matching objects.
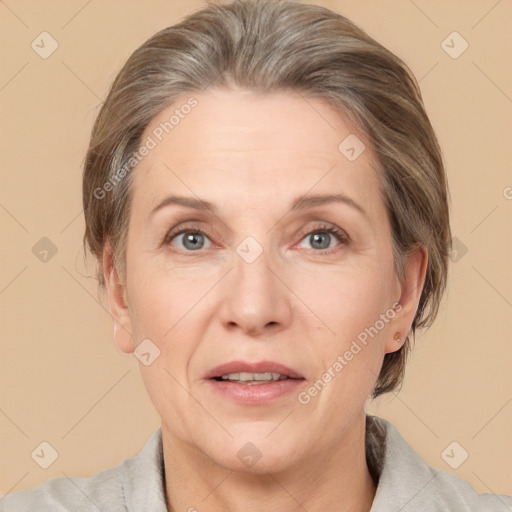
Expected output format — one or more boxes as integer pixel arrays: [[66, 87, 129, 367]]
[[205, 360, 304, 379]]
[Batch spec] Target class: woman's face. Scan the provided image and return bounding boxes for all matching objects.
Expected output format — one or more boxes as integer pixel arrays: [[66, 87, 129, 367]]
[[105, 88, 425, 473]]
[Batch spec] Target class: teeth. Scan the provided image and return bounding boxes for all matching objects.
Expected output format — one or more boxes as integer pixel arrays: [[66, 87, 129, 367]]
[[220, 372, 287, 383]]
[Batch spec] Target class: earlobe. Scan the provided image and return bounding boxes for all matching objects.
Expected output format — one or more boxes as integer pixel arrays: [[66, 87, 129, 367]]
[[385, 245, 428, 354], [102, 242, 134, 354]]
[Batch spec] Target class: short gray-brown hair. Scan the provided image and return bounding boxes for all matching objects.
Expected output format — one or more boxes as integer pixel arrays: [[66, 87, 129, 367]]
[[82, 0, 451, 397]]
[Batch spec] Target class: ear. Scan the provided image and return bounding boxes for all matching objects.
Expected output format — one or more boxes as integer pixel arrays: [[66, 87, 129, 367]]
[[385, 244, 428, 354], [103, 241, 134, 354]]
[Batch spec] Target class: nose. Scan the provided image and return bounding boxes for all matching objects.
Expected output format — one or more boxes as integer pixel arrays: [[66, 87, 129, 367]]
[[219, 244, 292, 337]]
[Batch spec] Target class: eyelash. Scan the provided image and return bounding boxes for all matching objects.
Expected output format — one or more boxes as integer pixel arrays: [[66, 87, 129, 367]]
[[163, 223, 349, 256]]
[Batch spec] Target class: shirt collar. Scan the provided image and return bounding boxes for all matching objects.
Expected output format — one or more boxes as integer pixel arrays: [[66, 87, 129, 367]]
[[366, 414, 445, 511], [121, 427, 168, 511]]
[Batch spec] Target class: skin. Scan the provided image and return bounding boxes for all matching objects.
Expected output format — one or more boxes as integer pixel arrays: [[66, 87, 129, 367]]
[[103, 88, 427, 511]]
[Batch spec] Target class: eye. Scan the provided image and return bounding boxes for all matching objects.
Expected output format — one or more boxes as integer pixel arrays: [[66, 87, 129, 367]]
[[297, 224, 349, 254], [163, 223, 349, 255], [164, 228, 213, 252]]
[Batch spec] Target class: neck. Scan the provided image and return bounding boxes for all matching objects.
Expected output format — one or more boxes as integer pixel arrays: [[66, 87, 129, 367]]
[[163, 412, 377, 512]]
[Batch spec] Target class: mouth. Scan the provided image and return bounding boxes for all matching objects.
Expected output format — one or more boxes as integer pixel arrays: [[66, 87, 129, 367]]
[[204, 360, 305, 404], [206, 360, 304, 382], [213, 372, 292, 384]]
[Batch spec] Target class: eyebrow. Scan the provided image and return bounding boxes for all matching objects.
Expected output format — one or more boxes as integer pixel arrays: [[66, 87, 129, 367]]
[[150, 193, 367, 219]]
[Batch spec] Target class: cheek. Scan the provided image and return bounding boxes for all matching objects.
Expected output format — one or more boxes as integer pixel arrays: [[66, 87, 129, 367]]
[[299, 273, 392, 420], [126, 264, 211, 373], [294, 258, 396, 340], [126, 250, 191, 335], [127, 269, 203, 435], [290, 254, 396, 401], [126, 273, 170, 340]]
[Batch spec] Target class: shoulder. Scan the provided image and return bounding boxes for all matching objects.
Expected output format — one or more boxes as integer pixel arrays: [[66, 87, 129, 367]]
[[0, 429, 166, 512], [0, 465, 124, 512], [367, 415, 512, 511]]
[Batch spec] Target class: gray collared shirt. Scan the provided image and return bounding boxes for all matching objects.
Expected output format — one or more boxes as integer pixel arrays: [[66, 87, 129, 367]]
[[1, 415, 510, 511]]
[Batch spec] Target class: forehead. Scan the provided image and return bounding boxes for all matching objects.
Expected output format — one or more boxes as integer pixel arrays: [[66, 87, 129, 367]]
[[131, 88, 382, 217]]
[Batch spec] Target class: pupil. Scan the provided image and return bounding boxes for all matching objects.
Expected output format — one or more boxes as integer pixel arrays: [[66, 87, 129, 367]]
[[184, 233, 204, 250], [311, 233, 330, 250]]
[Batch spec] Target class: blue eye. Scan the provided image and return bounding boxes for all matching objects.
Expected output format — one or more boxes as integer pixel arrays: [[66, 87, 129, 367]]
[[298, 225, 348, 254], [164, 224, 349, 255], [165, 229, 212, 251]]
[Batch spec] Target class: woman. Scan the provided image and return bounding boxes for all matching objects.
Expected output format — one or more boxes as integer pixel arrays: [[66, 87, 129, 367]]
[[2, 0, 510, 510]]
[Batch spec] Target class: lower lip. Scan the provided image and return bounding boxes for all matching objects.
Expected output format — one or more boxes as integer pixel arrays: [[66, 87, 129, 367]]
[[206, 379, 305, 405]]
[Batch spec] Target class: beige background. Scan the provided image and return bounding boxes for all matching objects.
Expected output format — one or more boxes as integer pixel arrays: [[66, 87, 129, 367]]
[[1, 0, 511, 499]]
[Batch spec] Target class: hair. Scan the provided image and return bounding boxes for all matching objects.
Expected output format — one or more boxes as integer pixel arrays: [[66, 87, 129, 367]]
[[82, 0, 451, 398]]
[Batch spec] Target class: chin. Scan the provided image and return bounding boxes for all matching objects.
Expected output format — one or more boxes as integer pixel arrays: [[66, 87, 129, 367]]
[[217, 448, 299, 475], [202, 428, 303, 475]]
